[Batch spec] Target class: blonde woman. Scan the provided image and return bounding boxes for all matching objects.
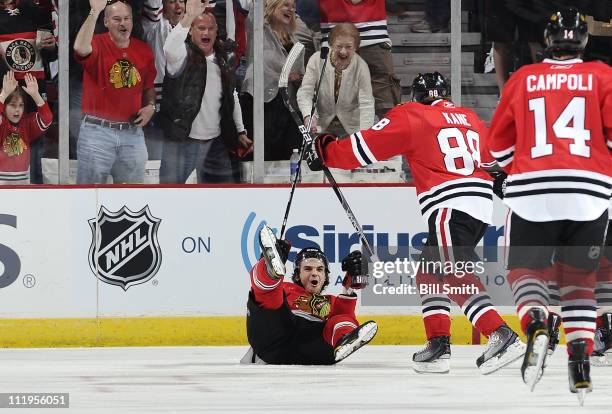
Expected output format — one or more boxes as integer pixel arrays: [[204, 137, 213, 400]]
[[297, 23, 374, 137], [241, 0, 304, 161]]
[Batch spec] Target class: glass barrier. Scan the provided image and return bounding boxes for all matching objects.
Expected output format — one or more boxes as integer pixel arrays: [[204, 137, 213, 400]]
[[0, 0, 59, 185], [7, 0, 609, 185]]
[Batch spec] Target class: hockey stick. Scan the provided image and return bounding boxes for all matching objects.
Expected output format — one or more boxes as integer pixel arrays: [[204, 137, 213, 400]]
[[306, 46, 329, 132], [279, 46, 329, 238], [278, 43, 376, 259]]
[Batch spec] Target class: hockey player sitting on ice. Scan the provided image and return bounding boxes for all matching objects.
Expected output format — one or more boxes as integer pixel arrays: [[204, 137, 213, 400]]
[[240, 225, 378, 365], [305, 72, 525, 374]]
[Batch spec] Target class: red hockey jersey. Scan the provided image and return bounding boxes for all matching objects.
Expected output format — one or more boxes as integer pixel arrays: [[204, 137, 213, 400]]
[[318, 0, 389, 48], [0, 100, 52, 183], [323, 99, 494, 224], [488, 58, 612, 222], [251, 259, 357, 322]]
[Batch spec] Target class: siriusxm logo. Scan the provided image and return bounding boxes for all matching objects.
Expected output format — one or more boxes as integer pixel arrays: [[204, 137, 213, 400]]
[[241, 212, 505, 272]]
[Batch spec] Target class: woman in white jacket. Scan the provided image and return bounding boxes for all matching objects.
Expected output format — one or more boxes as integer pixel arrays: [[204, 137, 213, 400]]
[[297, 23, 374, 138]]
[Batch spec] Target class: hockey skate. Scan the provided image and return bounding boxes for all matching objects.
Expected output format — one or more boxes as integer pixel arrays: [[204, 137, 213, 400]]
[[476, 325, 526, 374], [258, 225, 286, 280], [521, 308, 550, 391], [592, 313, 612, 367], [334, 320, 378, 362], [544, 313, 562, 368], [413, 336, 451, 374], [568, 340, 592, 406]]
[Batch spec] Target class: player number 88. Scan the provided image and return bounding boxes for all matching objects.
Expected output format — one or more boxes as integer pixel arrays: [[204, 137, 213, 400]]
[[436, 127, 480, 176]]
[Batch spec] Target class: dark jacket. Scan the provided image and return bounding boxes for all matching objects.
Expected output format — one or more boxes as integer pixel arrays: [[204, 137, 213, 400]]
[[159, 38, 240, 150]]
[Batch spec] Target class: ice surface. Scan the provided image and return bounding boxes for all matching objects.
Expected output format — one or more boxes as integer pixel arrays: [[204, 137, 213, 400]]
[[0, 345, 610, 413]]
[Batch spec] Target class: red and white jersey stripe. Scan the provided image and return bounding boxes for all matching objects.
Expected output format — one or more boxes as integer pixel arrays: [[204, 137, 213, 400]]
[[318, 0, 389, 48], [323, 100, 494, 224], [488, 58, 612, 222]]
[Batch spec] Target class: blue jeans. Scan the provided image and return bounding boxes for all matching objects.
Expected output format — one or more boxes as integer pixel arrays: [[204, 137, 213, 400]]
[[159, 136, 234, 184], [77, 121, 148, 184]]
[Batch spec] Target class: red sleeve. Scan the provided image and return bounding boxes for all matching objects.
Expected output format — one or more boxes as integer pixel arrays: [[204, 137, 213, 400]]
[[24, 102, 52, 143], [488, 74, 519, 170], [323, 104, 414, 169], [598, 64, 612, 152], [478, 120, 496, 168], [75, 35, 101, 74], [328, 294, 357, 319], [0, 102, 5, 126]]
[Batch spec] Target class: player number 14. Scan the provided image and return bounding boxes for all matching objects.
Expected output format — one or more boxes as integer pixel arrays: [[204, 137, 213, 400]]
[[529, 96, 591, 158]]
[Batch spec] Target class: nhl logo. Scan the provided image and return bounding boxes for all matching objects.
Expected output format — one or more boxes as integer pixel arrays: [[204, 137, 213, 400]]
[[88, 206, 162, 290]]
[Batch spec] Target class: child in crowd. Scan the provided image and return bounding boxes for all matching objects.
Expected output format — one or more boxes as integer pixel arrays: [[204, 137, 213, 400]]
[[0, 71, 52, 184]]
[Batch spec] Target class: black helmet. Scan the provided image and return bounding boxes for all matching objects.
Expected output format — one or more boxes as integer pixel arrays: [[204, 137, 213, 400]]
[[544, 9, 588, 55], [292, 247, 330, 290], [411, 72, 450, 104]]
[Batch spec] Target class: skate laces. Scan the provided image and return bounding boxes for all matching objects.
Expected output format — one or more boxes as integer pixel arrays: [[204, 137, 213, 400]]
[[416, 341, 433, 356], [416, 339, 436, 356], [484, 331, 501, 355]]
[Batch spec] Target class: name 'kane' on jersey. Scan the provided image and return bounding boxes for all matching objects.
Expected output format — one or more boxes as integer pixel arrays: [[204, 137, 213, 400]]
[[488, 58, 612, 222], [323, 99, 494, 224]]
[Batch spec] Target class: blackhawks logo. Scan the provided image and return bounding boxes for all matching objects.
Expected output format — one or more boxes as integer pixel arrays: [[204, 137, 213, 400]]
[[3, 132, 27, 157], [4, 39, 36, 72], [293, 293, 331, 319], [109, 59, 142, 89], [88, 206, 162, 290]]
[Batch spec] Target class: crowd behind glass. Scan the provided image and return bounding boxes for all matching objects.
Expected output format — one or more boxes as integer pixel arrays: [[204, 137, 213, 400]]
[[0, 0, 609, 185]]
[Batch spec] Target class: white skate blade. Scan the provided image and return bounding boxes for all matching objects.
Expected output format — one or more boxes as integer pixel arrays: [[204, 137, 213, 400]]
[[523, 334, 549, 391], [335, 321, 378, 362], [479, 338, 526, 375], [413, 355, 450, 374], [543, 347, 555, 368], [259, 226, 285, 278], [577, 389, 587, 407]]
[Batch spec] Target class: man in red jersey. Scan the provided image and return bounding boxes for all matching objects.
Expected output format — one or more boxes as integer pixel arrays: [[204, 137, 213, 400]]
[[306, 72, 525, 374], [487, 9, 612, 398], [74, 0, 157, 184], [241, 225, 377, 365]]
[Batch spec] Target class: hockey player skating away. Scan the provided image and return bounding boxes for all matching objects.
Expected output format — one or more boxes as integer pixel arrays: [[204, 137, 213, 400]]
[[306, 72, 525, 374], [241, 225, 378, 365], [548, 201, 612, 367], [593, 215, 612, 366], [487, 9, 612, 403], [545, 218, 612, 368]]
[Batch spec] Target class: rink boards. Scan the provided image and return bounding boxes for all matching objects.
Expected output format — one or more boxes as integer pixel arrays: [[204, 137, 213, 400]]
[[0, 185, 523, 347]]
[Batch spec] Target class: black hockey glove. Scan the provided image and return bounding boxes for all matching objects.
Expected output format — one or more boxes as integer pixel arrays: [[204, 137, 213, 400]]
[[490, 171, 507, 199], [341, 251, 369, 289], [306, 133, 336, 171], [276, 239, 291, 264]]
